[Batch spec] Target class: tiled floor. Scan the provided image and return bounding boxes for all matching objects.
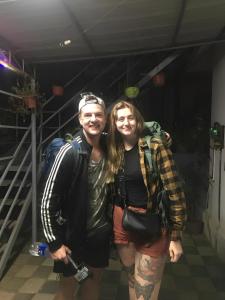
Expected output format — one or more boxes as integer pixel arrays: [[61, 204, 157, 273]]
[[1, 233, 225, 300]]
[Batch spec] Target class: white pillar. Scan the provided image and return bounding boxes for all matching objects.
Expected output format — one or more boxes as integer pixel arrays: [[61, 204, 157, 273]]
[[203, 43, 225, 261]]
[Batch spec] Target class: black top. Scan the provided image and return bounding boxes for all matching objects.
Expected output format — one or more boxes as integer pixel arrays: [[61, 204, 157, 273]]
[[123, 144, 148, 207]]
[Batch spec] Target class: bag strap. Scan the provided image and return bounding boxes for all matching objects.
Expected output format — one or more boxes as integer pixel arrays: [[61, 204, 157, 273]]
[[142, 136, 157, 210], [144, 135, 159, 179], [144, 135, 170, 219], [117, 168, 128, 208]]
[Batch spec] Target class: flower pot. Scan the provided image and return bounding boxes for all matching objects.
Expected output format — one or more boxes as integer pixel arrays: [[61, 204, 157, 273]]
[[152, 72, 165, 87], [125, 86, 140, 99], [24, 96, 37, 109], [52, 85, 64, 96]]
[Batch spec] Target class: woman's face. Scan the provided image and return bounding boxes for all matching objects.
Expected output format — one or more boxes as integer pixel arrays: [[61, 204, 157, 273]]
[[115, 107, 137, 138]]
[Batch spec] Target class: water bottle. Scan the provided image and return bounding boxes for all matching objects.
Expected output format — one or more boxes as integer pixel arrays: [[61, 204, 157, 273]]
[[29, 243, 92, 283], [29, 242, 49, 257]]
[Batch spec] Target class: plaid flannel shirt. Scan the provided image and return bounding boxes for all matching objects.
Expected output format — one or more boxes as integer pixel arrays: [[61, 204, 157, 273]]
[[139, 137, 187, 241]]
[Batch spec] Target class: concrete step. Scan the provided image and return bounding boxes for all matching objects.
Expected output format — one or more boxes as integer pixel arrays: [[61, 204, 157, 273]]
[[0, 219, 15, 230], [0, 179, 31, 187], [0, 243, 7, 255], [0, 198, 25, 206], [0, 165, 28, 173]]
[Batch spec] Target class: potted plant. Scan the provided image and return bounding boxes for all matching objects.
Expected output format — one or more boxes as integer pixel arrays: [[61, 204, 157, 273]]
[[8, 77, 41, 114], [124, 86, 140, 99], [52, 84, 64, 96]]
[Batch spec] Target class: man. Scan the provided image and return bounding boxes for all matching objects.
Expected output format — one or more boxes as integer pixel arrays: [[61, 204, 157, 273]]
[[41, 93, 110, 300]]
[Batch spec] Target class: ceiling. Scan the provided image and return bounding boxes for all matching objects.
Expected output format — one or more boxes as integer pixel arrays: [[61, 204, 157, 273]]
[[0, 0, 225, 64]]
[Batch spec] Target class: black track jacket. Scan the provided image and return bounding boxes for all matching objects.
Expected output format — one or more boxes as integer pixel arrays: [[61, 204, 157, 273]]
[[41, 130, 94, 253]]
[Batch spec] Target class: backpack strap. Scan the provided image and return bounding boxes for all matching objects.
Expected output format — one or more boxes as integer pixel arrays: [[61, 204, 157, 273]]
[[143, 121, 162, 175], [144, 135, 159, 181], [142, 136, 157, 210], [143, 134, 170, 225], [143, 122, 167, 211], [143, 137, 153, 171]]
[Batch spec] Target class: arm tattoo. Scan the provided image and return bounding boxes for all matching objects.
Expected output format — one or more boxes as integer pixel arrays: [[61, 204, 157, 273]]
[[134, 277, 154, 300]]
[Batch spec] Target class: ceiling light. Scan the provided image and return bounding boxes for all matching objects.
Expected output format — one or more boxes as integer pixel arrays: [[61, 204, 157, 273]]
[[0, 49, 28, 75], [0, 60, 13, 70], [59, 40, 72, 47], [0, 59, 21, 72], [0, 51, 14, 70]]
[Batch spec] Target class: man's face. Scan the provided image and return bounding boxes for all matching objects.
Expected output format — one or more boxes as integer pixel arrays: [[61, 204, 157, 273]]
[[79, 103, 106, 137]]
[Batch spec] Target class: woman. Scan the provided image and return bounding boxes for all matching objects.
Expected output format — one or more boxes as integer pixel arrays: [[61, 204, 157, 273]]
[[107, 101, 186, 300]]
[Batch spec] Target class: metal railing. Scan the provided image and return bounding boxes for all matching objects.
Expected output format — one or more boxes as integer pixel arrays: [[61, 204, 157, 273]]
[[0, 57, 123, 278], [0, 123, 32, 278]]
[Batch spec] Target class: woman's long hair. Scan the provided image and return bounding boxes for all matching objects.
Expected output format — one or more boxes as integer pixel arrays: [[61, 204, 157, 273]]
[[106, 101, 144, 182]]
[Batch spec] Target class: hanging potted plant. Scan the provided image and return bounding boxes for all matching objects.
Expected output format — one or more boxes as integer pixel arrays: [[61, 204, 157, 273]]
[[52, 84, 64, 96], [8, 77, 41, 114], [152, 72, 166, 87], [124, 86, 140, 99]]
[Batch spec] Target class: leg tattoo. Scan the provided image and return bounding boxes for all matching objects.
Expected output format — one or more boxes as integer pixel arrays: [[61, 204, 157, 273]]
[[123, 264, 135, 288], [134, 277, 154, 300], [136, 255, 164, 282], [134, 254, 166, 299]]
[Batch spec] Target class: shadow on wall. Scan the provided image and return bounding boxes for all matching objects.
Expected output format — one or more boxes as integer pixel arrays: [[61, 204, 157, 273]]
[[174, 151, 209, 234]]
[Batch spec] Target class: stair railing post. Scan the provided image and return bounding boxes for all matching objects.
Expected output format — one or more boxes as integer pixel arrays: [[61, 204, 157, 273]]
[[31, 108, 37, 244]]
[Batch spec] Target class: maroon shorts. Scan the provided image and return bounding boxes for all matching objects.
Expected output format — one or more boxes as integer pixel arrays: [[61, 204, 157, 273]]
[[113, 205, 170, 257]]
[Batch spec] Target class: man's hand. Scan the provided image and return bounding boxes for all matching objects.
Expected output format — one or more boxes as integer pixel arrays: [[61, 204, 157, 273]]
[[50, 245, 71, 264], [169, 240, 183, 262]]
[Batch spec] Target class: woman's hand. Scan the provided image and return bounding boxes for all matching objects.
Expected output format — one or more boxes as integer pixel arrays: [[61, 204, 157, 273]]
[[50, 245, 71, 264], [169, 240, 183, 262]]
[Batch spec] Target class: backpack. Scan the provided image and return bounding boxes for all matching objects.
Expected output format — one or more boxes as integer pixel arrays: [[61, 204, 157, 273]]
[[42, 135, 82, 177], [142, 121, 172, 227], [143, 121, 171, 179]]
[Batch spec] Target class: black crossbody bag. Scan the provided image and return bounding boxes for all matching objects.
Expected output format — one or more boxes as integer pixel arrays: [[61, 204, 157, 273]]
[[118, 170, 162, 243]]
